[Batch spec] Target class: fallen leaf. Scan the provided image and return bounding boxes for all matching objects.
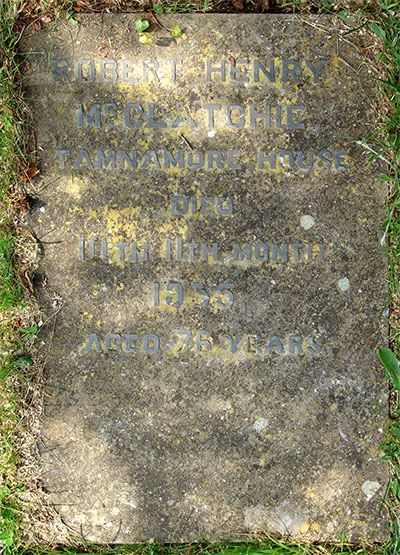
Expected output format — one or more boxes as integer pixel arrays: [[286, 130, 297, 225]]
[[22, 164, 40, 182], [30, 19, 42, 31], [139, 33, 153, 44], [20, 266, 35, 295]]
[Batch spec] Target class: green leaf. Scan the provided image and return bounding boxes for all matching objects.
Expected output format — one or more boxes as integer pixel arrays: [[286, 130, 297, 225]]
[[135, 18, 150, 33], [11, 355, 33, 369], [138, 33, 153, 44], [337, 9, 353, 24], [0, 530, 14, 547], [66, 10, 78, 26], [2, 508, 12, 519], [379, 347, 400, 391], [153, 4, 164, 15], [170, 25, 182, 37], [19, 326, 38, 337], [371, 22, 385, 39], [381, 173, 394, 181], [0, 485, 11, 499]]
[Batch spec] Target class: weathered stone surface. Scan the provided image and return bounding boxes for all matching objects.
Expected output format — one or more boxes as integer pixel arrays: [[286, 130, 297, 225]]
[[24, 14, 388, 543]]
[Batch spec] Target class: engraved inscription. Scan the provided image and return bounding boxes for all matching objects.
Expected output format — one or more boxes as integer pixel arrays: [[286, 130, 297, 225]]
[[82, 330, 324, 356], [78, 236, 325, 265], [25, 15, 387, 543]]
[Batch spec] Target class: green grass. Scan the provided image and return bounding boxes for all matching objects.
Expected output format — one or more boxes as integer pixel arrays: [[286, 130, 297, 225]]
[[0, 0, 36, 553], [364, 3, 400, 311], [0, 385, 18, 551], [0, 229, 23, 310], [15, 537, 389, 555], [1, 0, 400, 553], [0, 0, 28, 206], [356, 2, 400, 553], [152, 0, 213, 13]]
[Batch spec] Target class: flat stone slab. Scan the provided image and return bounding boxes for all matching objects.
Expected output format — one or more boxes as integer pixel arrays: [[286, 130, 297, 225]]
[[24, 14, 388, 543]]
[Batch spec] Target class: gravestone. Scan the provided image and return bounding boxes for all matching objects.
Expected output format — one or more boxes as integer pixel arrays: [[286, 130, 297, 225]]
[[24, 14, 388, 543]]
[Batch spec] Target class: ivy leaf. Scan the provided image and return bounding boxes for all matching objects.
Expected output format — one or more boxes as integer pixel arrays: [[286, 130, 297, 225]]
[[170, 25, 182, 37], [135, 18, 150, 33], [153, 4, 164, 15]]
